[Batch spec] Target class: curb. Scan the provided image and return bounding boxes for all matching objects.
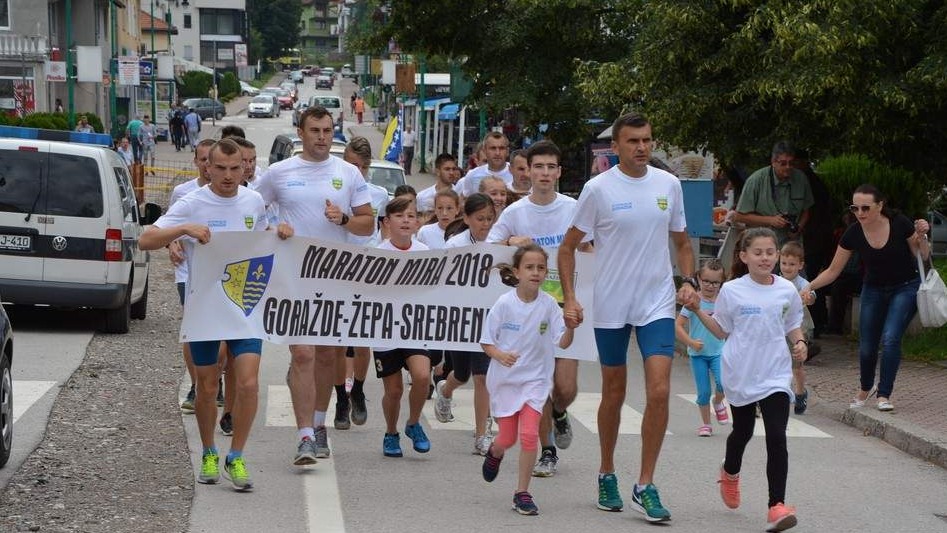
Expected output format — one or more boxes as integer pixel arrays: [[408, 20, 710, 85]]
[[810, 395, 947, 470]]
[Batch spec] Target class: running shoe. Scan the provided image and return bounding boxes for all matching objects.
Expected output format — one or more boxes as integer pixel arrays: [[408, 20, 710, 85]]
[[198, 451, 220, 484], [473, 434, 493, 456], [344, 377, 354, 393], [597, 473, 623, 511], [216, 378, 224, 407], [512, 491, 539, 516], [180, 386, 195, 414], [631, 483, 671, 522], [350, 391, 368, 426], [219, 412, 233, 436], [482, 448, 502, 482], [714, 402, 730, 424], [794, 389, 808, 415], [293, 437, 318, 466], [224, 456, 253, 491], [718, 463, 740, 509], [334, 399, 351, 430], [434, 380, 454, 423], [383, 432, 403, 457], [312, 425, 331, 458], [698, 424, 713, 437], [553, 411, 573, 449], [765, 503, 797, 532], [405, 422, 431, 453], [532, 449, 558, 478]]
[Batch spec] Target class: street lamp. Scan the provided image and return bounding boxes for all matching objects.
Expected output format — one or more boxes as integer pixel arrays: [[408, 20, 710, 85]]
[[150, 1, 157, 124]]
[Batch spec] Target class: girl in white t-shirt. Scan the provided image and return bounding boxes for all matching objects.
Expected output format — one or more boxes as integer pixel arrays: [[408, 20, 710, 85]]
[[479, 175, 509, 218], [417, 189, 459, 250], [480, 243, 575, 516], [685, 228, 806, 533]]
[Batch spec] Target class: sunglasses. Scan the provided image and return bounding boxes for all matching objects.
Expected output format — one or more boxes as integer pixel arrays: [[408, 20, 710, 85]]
[[849, 204, 874, 213]]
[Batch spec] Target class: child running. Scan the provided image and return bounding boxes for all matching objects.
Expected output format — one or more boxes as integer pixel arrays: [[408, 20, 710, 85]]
[[686, 227, 806, 532], [778, 241, 819, 415], [374, 196, 433, 457], [435, 193, 498, 455], [480, 244, 576, 515], [674, 258, 729, 436], [417, 189, 460, 249]]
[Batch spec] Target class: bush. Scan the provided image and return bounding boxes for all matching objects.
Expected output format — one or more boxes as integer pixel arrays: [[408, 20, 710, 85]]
[[178, 71, 213, 98], [0, 111, 105, 132], [218, 72, 240, 100], [816, 154, 933, 219]]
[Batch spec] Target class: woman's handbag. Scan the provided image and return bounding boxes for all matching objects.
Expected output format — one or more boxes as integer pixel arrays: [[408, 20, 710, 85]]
[[916, 249, 947, 328]]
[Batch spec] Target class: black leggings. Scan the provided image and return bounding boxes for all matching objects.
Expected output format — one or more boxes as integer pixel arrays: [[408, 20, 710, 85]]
[[724, 392, 790, 508], [448, 350, 490, 383]]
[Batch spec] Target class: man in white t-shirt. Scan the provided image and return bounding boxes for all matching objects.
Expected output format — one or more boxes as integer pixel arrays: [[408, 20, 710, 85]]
[[508, 149, 531, 195], [558, 113, 698, 523], [487, 140, 592, 478], [416, 153, 460, 216], [140, 139, 270, 491], [458, 131, 513, 197], [253, 105, 374, 466]]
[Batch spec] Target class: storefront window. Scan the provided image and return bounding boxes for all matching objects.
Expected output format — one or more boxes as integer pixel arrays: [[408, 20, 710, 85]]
[[0, 67, 36, 116], [0, 0, 10, 29]]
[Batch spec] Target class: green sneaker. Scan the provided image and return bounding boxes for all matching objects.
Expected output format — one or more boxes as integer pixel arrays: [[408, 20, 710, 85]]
[[631, 483, 671, 522], [198, 451, 219, 484], [224, 456, 253, 491], [597, 473, 623, 511]]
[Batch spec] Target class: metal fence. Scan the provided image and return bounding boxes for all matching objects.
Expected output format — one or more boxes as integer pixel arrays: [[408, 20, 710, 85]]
[[132, 159, 200, 211]]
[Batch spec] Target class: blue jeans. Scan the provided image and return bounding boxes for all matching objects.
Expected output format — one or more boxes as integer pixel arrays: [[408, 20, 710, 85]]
[[858, 278, 919, 398]]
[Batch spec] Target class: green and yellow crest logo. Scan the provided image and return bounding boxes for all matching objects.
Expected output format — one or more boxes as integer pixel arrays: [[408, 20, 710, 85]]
[[222, 254, 274, 317], [656, 195, 668, 211], [539, 321, 549, 335], [244, 215, 254, 229], [332, 177, 343, 190]]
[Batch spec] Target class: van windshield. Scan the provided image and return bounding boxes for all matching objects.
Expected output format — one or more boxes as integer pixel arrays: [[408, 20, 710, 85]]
[[0, 151, 103, 217]]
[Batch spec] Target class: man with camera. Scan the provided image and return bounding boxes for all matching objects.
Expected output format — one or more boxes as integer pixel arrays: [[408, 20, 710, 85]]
[[733, 141, 814, 246]]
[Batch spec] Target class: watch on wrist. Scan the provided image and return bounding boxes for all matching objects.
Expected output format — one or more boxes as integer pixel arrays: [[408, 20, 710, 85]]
[[682, 276, 699, 290], [339, 213, 350, 226]]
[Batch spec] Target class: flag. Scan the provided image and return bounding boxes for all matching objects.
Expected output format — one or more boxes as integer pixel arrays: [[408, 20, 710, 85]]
[[381, 106, 403, 163]]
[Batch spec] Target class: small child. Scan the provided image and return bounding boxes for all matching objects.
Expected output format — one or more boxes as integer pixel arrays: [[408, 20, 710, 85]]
[[417, 189, 460, 249], [675, 258, 729, 436], [480, 243, 576, 516], [479, 175, 509, 218], [374, 196, 432, 458], [687, 228, 806, 532], [778, 241, 818, 415]]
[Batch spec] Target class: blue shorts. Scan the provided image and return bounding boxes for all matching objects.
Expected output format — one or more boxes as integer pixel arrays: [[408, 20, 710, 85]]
[[177, 282, 186, 306], [594, 319, 675, 367], [189, 339, 262, 366]]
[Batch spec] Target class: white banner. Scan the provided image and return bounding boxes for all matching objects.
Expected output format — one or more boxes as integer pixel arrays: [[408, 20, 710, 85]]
[[181, 232, 597, 359], [118, 56, 139, 86], [75, 46, 103, 83], [234, 44, 248, 68]]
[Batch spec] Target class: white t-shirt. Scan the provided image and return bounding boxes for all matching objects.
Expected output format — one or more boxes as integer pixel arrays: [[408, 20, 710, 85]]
[[348, 183, 389, 247], [246, 176, 280, 228], [571, 165, 687, 327], [416, 184, 438, 213], [417, 223, 449, 249], [169, 179, 201, 283], [253, 155, 370, 242], [154, 186, 268, 285], [459, 163, 514, 197], [377, 238, 429, 252], [480, 290, 565, 417], [402, 130, 416, 148], [487, 193, 588, 247], [710, 274, 803, 406], [444, 229, 481, 249]]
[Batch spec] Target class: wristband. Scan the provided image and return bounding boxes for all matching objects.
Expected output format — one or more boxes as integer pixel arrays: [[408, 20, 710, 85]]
[[681, 276, 699, 290], [339, 213, 350, 226], [795, 339, 808, 346]]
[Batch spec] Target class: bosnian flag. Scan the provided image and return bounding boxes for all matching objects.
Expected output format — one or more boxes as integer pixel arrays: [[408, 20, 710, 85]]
[[381, 106, 403, 163]]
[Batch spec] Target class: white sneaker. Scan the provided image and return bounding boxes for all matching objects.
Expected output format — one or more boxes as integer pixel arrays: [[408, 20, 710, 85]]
[[474, 434, 493, 456], [434, 380, 454, 423]]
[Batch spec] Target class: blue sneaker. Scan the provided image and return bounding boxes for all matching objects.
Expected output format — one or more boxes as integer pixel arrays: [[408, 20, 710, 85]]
[[512, 491, 539, 515], [631, 484, 671, 522], [597, 473, 623, 511], [482, 449, 502, 482], [383, 433, 403, 457], [405, 422, 431, 453]]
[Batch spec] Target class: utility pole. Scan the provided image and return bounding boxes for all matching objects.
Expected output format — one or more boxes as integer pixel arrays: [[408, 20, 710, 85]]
[[418, 55, 426, 173], [109, 0, 118, 139], [66, 0, 74, 128], [150, 0, 157, 123]]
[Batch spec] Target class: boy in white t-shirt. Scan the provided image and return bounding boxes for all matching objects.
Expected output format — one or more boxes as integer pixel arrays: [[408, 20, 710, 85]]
[[140, 139, 270, 492]]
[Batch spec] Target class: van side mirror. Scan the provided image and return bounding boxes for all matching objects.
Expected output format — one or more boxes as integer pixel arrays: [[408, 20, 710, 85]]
[[140, 203, 162, 225]]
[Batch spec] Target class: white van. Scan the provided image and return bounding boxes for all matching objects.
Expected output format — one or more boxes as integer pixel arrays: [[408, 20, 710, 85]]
[[0, 132, 160, 333]]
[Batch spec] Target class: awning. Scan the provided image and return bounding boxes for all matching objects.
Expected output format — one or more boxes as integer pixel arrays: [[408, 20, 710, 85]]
[[438, 103, 460, 121]]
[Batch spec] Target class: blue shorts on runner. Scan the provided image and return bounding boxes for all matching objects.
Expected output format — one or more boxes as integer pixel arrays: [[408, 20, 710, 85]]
[[189, 339, 263, 366], [594, 318, 675, 367]]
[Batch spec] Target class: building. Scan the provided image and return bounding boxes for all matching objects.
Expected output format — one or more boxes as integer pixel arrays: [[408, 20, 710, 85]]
[[167, 0, 247, 78], [0, 1, 49, 116], [299, 0, 340, 58]]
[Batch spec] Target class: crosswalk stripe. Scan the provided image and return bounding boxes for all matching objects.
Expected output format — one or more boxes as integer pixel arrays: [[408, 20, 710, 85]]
[[265, 385, 338, 427], [569, 392, 671, 435], [675, 394, 832, 438], [425, 389, 477, 432], [13, 380, 57, 424]]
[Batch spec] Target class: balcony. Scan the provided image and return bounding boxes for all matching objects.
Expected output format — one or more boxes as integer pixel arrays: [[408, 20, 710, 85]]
[[0, 34, 49, 59]]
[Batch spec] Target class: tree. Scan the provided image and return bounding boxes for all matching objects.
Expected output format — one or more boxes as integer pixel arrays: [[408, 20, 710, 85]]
[[247, 0, 302, 61], [577, 0, 947, 181]]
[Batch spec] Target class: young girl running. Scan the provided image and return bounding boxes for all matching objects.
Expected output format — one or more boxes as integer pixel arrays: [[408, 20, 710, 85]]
[[686, 228, 806, 532], [417, 189, 460, 249], [480, 244, 576, 515], [435, 193, 498, 455], [674, 258, 729, 437]]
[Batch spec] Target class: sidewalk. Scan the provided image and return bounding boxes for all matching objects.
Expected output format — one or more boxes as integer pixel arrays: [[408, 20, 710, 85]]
[[806, 334, 947, 469]]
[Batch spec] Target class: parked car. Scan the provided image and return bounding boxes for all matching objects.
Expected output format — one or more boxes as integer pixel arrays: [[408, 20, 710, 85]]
[[247, 95, 280, 118], [268, 134, 303, 165], [365, 159, 408, 198], [239, 81, 260, 97], [0, 295, 12, 468], [931, 210, 946, 257], [341, 64, 355, 79], [293, 95, 344, 126], [181, 98, 225, 120], [0, 131, 160, 333], [315, 75, 333, 89]]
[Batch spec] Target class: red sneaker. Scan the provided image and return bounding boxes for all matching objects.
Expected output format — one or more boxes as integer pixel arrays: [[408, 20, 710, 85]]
[[717, 464, 740, 509], [765, 502, 797, 532]]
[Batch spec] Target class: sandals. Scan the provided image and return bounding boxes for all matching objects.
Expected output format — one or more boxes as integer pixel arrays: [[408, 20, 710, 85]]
[[849, 387, 877, 409]]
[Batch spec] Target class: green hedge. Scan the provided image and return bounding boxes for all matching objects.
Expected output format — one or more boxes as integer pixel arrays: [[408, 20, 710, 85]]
[[178, 71, 213, 98], [817, 154, 933, 219], [0, 111, 104, 133]]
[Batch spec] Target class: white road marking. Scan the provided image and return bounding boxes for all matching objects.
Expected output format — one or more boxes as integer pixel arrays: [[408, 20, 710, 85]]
[[425, 388, 477, 432], [265, 384, 337, 427], [676, 394, 832, 438], [13, 380, 57, 424], [569, 392, 671, 435]]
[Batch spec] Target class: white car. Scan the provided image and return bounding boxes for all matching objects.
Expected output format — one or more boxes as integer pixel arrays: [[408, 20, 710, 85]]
[[247, 95, 280, 118], [240, 81, 260, 97]]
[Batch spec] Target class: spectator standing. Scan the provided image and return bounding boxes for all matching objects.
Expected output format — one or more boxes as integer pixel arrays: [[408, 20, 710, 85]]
[[401, 125, 416, 176], [75, 115, 94, 133], [184, 108, 201, 151], [138, 115, 157, 173], [126, 116, 144, 163]]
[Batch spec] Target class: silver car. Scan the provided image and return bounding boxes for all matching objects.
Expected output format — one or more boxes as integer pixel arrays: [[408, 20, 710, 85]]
[[248, 95, 280, 118]]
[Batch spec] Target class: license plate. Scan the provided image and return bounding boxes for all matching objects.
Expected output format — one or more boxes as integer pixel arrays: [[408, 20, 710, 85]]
[[0, 234, 31, 251]]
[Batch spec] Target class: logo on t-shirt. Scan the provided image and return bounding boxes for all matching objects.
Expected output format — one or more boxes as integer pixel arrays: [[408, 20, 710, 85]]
[[656, 196, 668, 211], [501, 322, 521, 332], [244, 216, 254, 229], [539, 321, 548, 335], [738, 305, 762, 316], [611, 201, 633, 212], [332, 177, 343, 190], [222, 254, 274, 317], [208, 219, 227, 228]]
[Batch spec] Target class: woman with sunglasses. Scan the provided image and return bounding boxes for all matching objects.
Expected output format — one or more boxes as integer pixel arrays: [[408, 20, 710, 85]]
[[801, 184, 931, 412]]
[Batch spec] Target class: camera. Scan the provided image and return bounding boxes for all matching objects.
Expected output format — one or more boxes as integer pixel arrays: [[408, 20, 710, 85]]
[[781, 214, 800, 233]]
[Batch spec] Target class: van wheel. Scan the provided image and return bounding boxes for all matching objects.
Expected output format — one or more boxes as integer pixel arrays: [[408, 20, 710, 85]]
[[131, 277, 148, 320], [0, 351, 12, 468], [102, 287, 131, 334], [215, 111, 224, 120]]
